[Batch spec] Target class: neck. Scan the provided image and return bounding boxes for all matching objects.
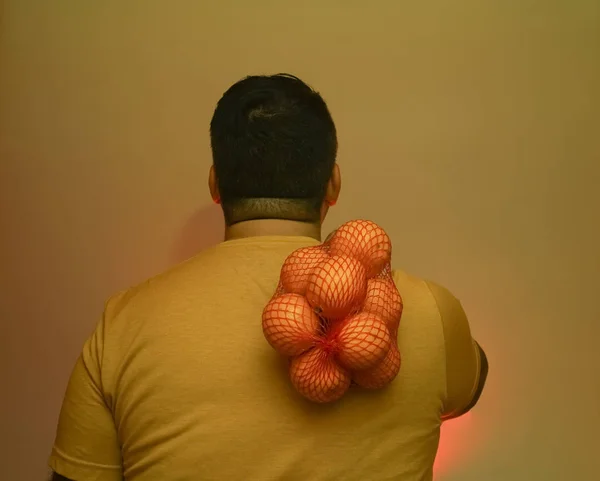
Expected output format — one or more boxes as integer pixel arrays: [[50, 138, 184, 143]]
[[225, 219, 322, 241]]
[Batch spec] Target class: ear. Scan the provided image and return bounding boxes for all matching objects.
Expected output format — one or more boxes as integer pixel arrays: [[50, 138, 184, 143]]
[[320, 163, 341, 223], [325, 163, 341, 206], [208, 165, 220, 204]]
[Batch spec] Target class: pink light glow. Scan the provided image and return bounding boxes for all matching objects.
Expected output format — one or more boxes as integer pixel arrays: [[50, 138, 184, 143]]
[[434, 412, 476, 477]]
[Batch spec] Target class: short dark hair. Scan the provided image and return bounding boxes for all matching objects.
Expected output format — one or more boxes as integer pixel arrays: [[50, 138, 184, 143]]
[[210, 74, 337, 225]]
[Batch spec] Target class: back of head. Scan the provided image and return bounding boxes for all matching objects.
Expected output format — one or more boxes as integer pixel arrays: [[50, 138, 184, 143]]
[[210, 74, 337, 225]]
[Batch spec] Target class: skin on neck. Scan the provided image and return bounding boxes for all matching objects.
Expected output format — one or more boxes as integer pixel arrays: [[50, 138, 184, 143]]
[[224, 219, 322, 241], [210, 163, 340, 242]]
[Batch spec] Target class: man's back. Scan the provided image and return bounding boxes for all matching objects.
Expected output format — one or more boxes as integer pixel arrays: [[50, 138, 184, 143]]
[[50, 235, 481, 481]]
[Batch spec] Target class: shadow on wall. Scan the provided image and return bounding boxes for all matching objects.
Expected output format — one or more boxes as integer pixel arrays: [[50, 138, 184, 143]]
[[171, 204, 225, 264]]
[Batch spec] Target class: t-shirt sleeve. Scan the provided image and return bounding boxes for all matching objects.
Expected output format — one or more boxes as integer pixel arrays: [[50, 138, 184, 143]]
[[427, 281, 482, 420], [49, 313, 122, 481]]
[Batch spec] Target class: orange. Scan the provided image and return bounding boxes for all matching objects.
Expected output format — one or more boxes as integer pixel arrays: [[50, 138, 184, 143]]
[[262, 293, 320, 356], [280, 246, 329, 295], [336, 312, 391, 371], [289, 346, 351, 403], [305, 255, 367, 320], [362, 278, 403, 334], [352, 342, 401, 389], [328, 220, 392, 278]]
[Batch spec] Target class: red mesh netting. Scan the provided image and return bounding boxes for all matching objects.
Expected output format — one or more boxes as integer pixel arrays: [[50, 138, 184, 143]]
[[262, 220, 404, 403]]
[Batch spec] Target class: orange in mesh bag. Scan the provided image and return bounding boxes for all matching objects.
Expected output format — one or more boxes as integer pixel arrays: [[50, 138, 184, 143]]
[[262, 220, 403, 403]]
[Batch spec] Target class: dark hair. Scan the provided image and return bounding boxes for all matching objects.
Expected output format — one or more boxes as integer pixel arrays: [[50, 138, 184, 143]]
[[210, 74, 337, 225]]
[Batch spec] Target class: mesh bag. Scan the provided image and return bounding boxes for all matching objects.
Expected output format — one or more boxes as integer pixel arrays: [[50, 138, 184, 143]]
[[262, 219, 404, 403]]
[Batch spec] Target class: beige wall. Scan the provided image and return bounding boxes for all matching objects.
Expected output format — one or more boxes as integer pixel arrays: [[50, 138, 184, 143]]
[[1, 1, 599, 480]]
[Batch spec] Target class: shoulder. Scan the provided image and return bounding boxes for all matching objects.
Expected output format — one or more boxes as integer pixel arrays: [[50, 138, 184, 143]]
[[423, 280, 465, 321], [391, 270, 472, 359], [391, 269, 432, 296], [103, 245, 225, 321], [391, 269, 452, 315], [418, 279, 472, 349]]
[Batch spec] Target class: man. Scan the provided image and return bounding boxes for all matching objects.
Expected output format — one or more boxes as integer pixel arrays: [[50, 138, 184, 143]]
[[50, 74, 487, 481]]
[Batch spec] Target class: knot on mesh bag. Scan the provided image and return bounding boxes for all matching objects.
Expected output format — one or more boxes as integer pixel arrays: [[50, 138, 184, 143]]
[[262, 220, 403, 403]]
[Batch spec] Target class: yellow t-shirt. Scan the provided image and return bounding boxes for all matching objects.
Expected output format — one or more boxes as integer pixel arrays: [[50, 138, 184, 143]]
[[49, 236, 481, 481]]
